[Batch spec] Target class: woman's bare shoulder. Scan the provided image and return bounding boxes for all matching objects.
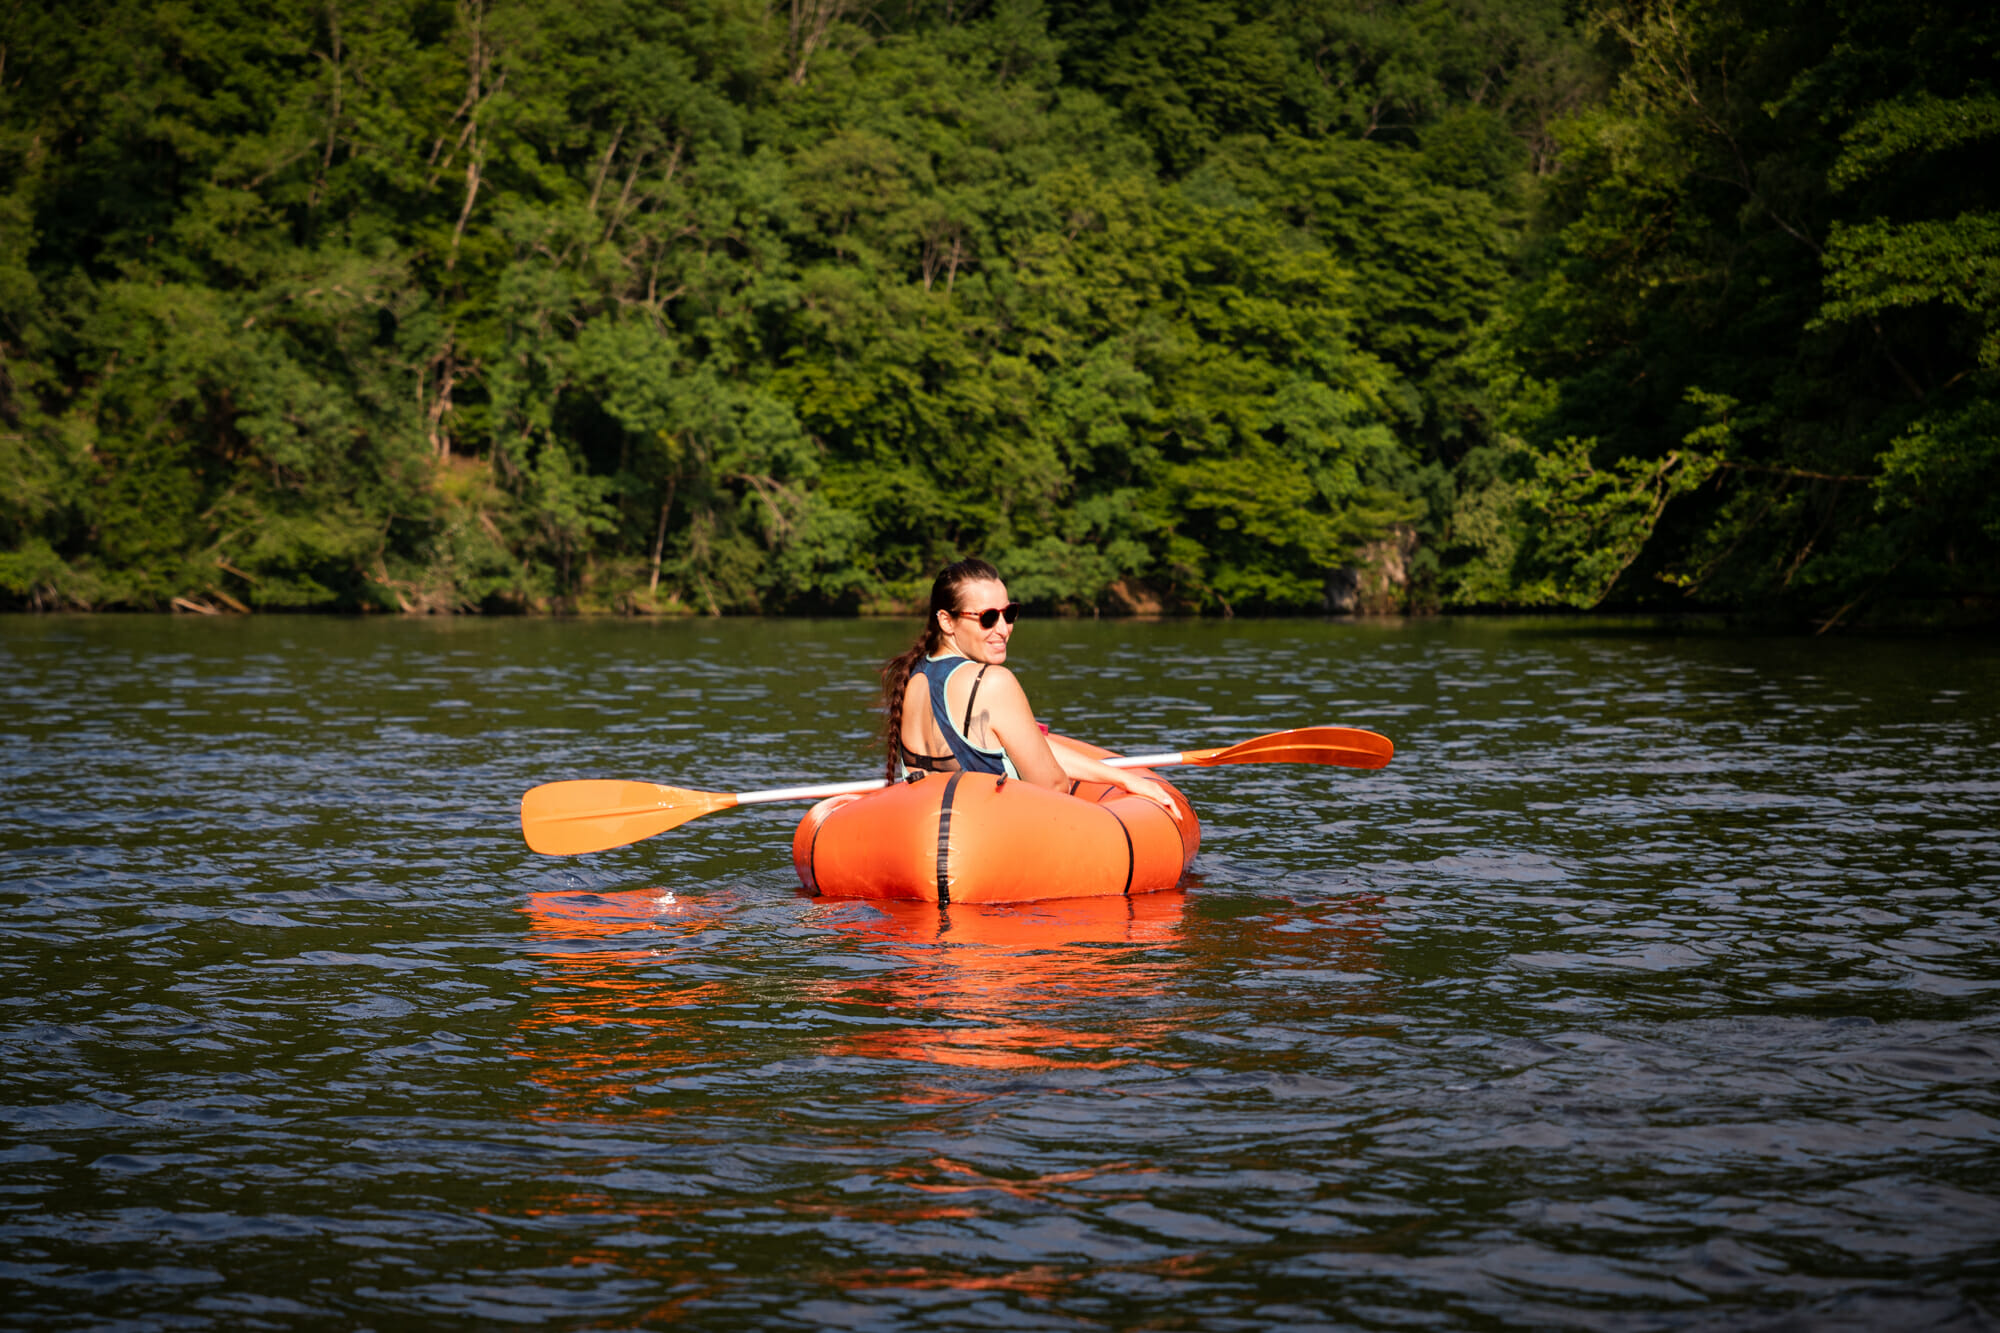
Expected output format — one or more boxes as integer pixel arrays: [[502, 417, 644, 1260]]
[[973, 663, 1030, 704]]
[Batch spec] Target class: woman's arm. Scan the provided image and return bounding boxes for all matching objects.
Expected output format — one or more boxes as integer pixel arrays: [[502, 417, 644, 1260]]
[[1045, 741, 1179, 811], [978, 676, 1176, 810]]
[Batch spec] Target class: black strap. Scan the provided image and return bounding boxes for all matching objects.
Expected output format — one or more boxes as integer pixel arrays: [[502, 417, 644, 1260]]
[[899, 744, 957, 774], [934, 771, 965, 905], [805, 812, 826, 895], [961, 665, 990, 735], [1104, 805, 1135, 896]]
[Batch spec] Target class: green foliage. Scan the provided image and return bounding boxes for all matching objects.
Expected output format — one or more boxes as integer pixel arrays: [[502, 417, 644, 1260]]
[[1484, 0, 2000, 623], [1443, 399, 1721, 610], [1511, 435, 1719, 607], [4, 0, 1994, 625], [1827, 92, 2000, 192], [1819, 212, 2000, 365], [1816, 89, 2000, 371]]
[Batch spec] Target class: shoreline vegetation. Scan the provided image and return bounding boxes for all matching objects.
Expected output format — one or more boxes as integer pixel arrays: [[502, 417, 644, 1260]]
[[2, 0, 1995, 631]]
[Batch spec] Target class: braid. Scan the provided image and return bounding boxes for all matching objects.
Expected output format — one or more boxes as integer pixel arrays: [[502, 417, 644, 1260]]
[[880, 630, 937, 781], [880, 556, 1001, 780]]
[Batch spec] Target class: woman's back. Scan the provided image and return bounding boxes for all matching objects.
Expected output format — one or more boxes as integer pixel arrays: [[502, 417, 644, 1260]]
[[899, 655, 1010, 775]]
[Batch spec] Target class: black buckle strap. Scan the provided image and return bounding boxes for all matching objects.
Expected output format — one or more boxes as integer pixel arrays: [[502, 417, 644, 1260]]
[[934, 771, 966, 905]]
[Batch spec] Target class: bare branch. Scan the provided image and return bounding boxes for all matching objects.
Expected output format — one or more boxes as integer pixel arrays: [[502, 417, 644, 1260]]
[[788, 0, 850, 84], [309, 1, 344, 208], [1715, 460, 1871, 483], [586, 124, 625, 215]]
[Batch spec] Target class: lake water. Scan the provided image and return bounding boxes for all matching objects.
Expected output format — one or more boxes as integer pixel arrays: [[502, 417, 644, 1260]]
[[3, 614, 1997, 1330]]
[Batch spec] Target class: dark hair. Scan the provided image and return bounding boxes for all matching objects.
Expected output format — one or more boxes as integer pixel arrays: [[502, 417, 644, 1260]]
[[880, 557, 1002, 780]]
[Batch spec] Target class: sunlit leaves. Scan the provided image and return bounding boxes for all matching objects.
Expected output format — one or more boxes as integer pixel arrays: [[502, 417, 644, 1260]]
[[0, 0, 1632, 617], [1819, 212, 2000, 364], [1828, 93, 2000, 193]]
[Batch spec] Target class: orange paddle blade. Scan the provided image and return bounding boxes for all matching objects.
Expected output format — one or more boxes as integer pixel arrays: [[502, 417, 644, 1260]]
[[521, 780, 739, 856], [1182, 726, 1393, 770]]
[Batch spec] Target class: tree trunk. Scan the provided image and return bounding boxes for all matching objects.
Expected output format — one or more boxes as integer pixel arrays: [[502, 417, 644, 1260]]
[[649, 475, 677, 597]]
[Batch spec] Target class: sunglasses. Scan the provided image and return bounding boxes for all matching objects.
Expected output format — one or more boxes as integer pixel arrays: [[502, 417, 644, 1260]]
[[953, 602, 1022, 629]]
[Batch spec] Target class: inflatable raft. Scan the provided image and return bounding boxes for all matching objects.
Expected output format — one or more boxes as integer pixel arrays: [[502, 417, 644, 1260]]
[[793, 738, 1199, 904]]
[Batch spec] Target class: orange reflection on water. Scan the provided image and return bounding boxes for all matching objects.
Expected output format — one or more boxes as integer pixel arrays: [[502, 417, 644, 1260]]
[[802, 891, 1192, 1072], [516, 888, 732, 1114], [879, 1154, 1146, 1203], [501, 885, 1390, 1307]]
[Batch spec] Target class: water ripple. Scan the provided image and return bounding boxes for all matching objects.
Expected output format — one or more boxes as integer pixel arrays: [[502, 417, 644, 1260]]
[[2, 615, 1997, 1328]]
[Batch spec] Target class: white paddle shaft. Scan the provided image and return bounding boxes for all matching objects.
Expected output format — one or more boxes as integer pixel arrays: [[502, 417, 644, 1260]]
[[736, 777, 887, 805], [733, 751, 1186, 806]]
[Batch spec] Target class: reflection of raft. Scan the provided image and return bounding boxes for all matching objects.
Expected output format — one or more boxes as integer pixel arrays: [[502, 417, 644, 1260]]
[[792, 740, 1199, 904]]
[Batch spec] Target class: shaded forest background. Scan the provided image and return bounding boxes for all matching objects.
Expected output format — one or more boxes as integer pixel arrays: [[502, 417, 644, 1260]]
[[1, 0, 1994, 623]]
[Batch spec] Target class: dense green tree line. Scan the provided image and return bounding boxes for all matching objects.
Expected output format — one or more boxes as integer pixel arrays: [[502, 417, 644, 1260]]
[[1, 0, 1993, 622]]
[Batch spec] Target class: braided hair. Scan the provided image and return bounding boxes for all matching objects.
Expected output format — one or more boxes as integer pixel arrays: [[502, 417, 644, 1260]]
[[880, 557, 1001, 780]]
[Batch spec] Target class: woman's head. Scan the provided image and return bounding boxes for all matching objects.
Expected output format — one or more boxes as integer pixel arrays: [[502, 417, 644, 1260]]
[[927, 557, 1015, 664]]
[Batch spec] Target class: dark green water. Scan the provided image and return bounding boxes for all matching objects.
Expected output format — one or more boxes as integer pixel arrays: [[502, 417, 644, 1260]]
[[3, 615, 1998, 1331]]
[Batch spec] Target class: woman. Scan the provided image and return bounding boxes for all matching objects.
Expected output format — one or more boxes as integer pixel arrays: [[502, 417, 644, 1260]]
[[880, 558, 1177, 810]]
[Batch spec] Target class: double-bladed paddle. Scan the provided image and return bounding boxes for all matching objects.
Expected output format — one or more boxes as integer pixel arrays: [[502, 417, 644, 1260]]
[[520, 725, 1392, 857]]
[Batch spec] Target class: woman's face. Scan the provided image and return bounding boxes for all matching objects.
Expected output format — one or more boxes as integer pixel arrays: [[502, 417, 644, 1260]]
[[939, 578, 1014, 664]]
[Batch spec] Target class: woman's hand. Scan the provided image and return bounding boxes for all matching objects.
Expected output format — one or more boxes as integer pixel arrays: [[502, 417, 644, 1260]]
[[1114, 770, 1181, 816]]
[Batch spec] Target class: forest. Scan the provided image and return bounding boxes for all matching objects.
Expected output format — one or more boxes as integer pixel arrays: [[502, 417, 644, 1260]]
[[1, 0, 1994, 624]]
